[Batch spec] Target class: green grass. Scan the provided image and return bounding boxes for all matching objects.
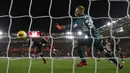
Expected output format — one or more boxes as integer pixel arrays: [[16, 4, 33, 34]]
[[0, 58, 130, 73]]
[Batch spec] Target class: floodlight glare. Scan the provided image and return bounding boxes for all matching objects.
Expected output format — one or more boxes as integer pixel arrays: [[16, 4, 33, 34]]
[[85, 35, 88, 39], [66, 31, 72, 35], [77, 31, 82, 35], [107, 22, 111, 26], [66, 36, 74, 39], [112, 21, 116, 23], [119, 27, 124, 32], [0, 31, 3, 35]]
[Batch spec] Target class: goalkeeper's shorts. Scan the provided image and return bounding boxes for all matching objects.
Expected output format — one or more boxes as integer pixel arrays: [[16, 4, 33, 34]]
[[76, 37, 104, 51]]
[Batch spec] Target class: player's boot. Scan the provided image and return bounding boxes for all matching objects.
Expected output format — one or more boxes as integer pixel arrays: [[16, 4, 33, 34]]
[[76, 61, 87, 67], [118, 64, 123, 69], [42, 59, 46, 64], [42, 60, 46, 64]]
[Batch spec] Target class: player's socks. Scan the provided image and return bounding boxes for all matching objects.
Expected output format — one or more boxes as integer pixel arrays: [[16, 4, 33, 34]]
[[97, 54, 100, 62], [81, 58, 86, 62]]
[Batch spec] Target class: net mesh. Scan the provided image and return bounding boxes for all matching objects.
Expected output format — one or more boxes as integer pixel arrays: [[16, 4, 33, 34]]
[[0, 0, 129, 73]]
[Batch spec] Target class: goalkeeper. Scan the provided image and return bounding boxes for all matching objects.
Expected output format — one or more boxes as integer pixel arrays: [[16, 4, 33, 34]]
[[56, 6, 123, 69]]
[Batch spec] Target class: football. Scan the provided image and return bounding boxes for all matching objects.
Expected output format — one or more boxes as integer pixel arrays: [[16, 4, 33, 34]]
[[17, 30, 27, 40]]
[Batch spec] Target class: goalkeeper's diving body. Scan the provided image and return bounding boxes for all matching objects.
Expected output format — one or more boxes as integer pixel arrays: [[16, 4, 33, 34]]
[[56, 6, 123, 69]]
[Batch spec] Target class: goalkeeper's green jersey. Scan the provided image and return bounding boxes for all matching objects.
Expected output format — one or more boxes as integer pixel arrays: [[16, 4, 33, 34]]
[[65, 14, 100, 38]]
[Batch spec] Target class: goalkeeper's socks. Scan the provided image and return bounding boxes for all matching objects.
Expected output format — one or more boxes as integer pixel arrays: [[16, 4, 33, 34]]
[[81, 58, 86, 62]]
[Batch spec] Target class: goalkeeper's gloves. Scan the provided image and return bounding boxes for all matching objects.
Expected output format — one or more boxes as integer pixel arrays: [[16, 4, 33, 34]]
[[56, 23, 65, 30]]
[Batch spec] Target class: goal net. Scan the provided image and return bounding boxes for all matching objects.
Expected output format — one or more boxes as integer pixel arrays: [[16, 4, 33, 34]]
[[0, 0, 130, 73]]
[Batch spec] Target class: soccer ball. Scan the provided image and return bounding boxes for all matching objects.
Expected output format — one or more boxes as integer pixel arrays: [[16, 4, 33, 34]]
[[17, 30, 27, 40]]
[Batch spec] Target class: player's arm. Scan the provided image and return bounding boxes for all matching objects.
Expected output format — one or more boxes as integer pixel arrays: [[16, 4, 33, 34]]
[[56, 19, 82, 31], [56, 23, 65, 30]]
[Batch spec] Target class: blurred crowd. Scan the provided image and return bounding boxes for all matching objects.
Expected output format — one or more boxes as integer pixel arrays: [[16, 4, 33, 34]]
[[0, 38, 130, 58]]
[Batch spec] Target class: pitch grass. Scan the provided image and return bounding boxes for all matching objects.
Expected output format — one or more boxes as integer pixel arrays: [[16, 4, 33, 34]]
[[0, 58, 130, 73]]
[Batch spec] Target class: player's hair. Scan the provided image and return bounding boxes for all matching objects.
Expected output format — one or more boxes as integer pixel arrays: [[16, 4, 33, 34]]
[[76, 6, 85, 12]]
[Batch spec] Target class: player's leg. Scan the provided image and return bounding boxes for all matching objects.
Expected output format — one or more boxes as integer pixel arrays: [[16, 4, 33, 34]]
[[104, 50, 123, 69], [75, 46, 87, 67], [37, 52, 46, 64], [52, 49, 59, 58], [75, 38, 94, 67], [76, 46, 86, 61], [75, 36, 99, 67], [33, 48, 38, 59], [31, 54, 36, 59], [97, 51, 101, 62], [35, 43, 47, 64], [106, 51, 113, 63], [95, 39, 123, 69], [116, 44, 125, 63], [120, 55, 124, 63], [118, 51, 125, 63], [90, 30, 123, 68], [40, 53, 46, 64]]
